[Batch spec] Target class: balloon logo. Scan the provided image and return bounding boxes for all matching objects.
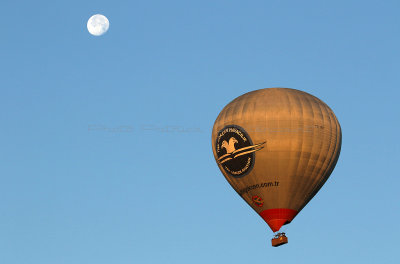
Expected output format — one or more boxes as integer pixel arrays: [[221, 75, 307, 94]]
[[212, 88, 342, 246], [252, 195, 264, 207], [215, 125, 265, 177]]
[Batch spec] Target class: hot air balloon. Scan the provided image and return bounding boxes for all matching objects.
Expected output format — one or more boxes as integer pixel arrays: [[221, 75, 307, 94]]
[[211, 88, 341, 247]]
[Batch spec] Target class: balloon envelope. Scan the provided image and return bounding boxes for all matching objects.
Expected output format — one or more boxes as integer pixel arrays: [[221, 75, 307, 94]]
[[212, 88, 341, 232]]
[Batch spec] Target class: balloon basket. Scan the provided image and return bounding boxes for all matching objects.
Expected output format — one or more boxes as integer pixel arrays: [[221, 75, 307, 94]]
[[271, 233, 288, 247]]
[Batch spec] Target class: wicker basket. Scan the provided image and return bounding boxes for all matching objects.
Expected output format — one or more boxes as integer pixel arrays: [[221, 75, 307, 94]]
[[271, 236, 288, 247]]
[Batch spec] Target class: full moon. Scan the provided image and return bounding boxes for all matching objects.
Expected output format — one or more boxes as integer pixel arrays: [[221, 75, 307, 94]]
[[87, 14, 109, 36]]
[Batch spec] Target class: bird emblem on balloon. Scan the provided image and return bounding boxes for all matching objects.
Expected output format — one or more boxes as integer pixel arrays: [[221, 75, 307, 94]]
[[215, 125, 266, 178], [217, 137, 265, 164]]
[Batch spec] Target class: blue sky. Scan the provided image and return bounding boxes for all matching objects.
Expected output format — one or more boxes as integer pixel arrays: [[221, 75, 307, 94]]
[[1, 0, 399, 263]]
